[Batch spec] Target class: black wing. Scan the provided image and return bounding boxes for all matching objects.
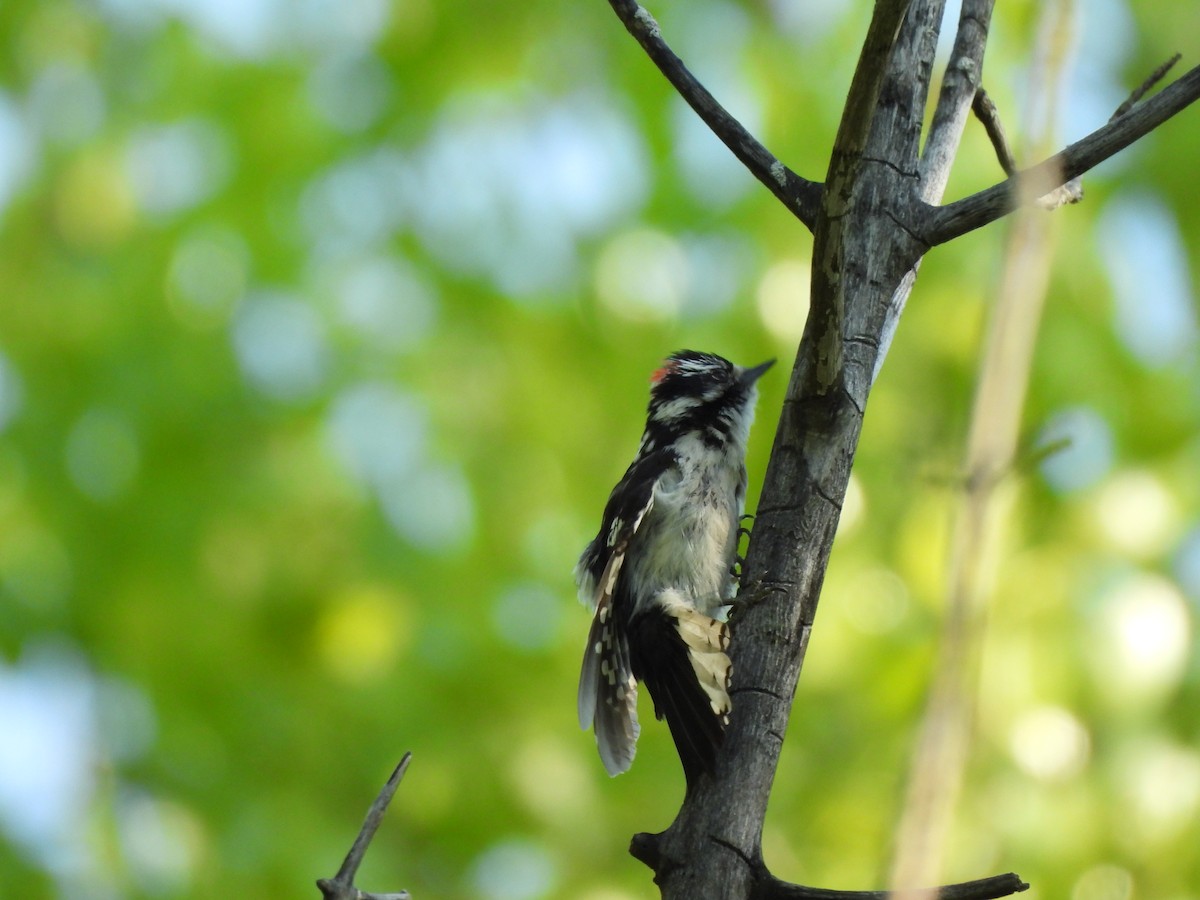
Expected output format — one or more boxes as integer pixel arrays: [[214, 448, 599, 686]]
[[629, 593, 731, 787], [576, 446, 676, 776], [575, 445, 675, 602]]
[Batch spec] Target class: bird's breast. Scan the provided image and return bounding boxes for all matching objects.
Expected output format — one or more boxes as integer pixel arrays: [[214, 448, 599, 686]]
[[626, 455, 744, 617]]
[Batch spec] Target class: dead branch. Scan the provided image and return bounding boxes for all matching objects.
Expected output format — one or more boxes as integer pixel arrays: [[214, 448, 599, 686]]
[[921, 0, 996, 201], [757, 871, 1029, 899], [1112, 52, 1181, 120], [632, 830, 1027, 899], [971, 88, 1082, 209], [971, 88, 1018, 176], [967, 53, 1184, 215], [317, 754, 412, 900], [605, 0, 821, 229], [925, 60, 1200, 244]]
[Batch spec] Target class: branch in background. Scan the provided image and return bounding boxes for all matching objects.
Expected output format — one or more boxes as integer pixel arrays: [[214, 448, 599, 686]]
[[924, 59, 1200, 245], [317, 754, 413, 900], [604, 0, 822, 230], [891, 4, 1074, 893]]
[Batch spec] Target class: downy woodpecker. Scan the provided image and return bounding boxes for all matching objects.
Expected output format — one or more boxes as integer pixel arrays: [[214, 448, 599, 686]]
[[576, 350, 773, 784]]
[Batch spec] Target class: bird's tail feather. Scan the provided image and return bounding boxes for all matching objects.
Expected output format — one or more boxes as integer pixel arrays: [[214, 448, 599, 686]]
[[578, 599, 640, 776], [632, 597, 732, 786]]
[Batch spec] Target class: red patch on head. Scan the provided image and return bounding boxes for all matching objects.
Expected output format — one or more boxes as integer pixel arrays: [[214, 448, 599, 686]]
[[650, 360, 675, 383]]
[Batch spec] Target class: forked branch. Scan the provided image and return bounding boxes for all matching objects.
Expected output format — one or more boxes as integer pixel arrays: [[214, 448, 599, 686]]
[[969, 55, 1182, 212], [925, 59, 1200, 245], [607, 0, 1200, 253]]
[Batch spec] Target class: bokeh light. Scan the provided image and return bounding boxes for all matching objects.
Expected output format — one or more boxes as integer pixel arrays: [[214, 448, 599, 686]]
[[1092, 470, 1180, 559], [1086, 572, 1192, 703], [1008, 705, 1091, 782], [0, 1, 1197, 897]]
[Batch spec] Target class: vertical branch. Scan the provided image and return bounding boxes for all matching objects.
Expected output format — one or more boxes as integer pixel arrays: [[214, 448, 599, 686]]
[[889, 2, 1077, 893], [642, 6, 944, 897], [829, 0, 914, 164], [920, 0, 997, 201], [872, 0, 947, 174], [848, 0, 948, 396], [810, 0, 915, 397]]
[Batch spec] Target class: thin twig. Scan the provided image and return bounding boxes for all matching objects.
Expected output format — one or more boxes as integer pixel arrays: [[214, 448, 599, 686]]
[[923, 60, 1200, 245], [971, 89, 1017, 175], [1112, 52, 1181, 120], [604, 0, 821, 229], [317, 754, 413, 900], [971, 88, 1082, 209]]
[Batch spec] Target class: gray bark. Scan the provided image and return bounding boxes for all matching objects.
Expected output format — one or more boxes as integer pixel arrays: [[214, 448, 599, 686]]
[[605, 0, 1200, 897]]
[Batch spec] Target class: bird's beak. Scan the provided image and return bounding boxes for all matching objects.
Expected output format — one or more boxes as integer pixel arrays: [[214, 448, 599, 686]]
[[739, 358, 775, 386]]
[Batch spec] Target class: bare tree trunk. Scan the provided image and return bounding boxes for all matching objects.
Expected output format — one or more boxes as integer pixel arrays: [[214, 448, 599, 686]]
[[604, 1, 1200, 897]]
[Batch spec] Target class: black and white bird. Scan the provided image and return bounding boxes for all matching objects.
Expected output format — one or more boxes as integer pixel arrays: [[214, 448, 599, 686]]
[[575, 350, 773, 784]]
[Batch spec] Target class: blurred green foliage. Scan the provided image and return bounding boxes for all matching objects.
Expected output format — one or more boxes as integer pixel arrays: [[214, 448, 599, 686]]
[[0, 1, 1198, 898]]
